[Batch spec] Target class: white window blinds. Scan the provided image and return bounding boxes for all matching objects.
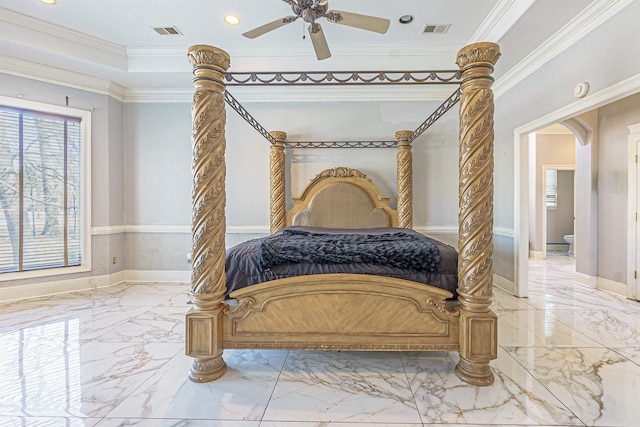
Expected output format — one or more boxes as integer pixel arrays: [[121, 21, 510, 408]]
[[546, 168, 558, 209], [0, 106, 83, 273]]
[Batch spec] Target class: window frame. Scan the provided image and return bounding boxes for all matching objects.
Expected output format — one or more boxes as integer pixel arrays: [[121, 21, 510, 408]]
[[0, 96, 92, 281]]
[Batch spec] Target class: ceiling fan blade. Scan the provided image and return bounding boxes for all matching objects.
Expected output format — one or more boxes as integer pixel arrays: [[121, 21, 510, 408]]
[[327, 10, 390, 34], [242, 16, 298, 39], [309, 24, 331, 60]]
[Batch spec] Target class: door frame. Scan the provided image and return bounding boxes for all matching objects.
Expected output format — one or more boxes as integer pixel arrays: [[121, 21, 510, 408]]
[[626, 123, 640, 300]]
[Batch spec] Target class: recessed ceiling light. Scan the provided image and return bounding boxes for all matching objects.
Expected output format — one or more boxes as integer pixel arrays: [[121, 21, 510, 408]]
[[40, 0, 57, 4], [399, 15, 414, 24], [224, 15, 241, 25]]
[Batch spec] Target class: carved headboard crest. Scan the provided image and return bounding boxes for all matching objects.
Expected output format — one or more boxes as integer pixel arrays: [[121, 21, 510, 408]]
[[312, 166, 369, 181]]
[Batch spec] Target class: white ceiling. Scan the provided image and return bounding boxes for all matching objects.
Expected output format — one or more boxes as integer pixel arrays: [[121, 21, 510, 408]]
[[0, 0, 601, 100]]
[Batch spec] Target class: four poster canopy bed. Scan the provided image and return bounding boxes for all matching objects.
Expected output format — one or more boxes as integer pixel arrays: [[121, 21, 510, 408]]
[[186, 42, 501, 386]]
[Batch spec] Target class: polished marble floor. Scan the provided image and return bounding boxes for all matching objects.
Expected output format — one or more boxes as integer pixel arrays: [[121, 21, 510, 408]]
[[1, 255, 639, 426]]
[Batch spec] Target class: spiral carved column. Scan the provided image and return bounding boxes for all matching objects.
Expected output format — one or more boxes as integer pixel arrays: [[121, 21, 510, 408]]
[[185, 45, 230, 383], [454, 42, 501, 386], [395, 130, 413, 229], [269, 131, 287, 233]]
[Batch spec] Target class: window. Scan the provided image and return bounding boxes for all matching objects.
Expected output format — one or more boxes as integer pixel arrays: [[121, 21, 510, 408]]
[[545, 168, 558, 209], [0, 97, 91, 279]]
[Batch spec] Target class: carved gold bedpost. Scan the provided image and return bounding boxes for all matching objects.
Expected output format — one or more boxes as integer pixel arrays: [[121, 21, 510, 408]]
[[185, 45, 230, 383], [455, 42, 501, 386], [269, 131, 287, 233], [396, 130, 413, 229]]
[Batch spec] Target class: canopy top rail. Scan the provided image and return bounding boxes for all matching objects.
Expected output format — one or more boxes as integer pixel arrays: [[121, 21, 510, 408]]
[[286, 140, 397, 149], [224, 70, 462, 86], [222, 68, 463, 148]]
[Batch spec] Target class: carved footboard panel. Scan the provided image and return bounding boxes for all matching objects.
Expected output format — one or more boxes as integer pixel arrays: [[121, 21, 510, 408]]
[[223, 274, 460, 350]]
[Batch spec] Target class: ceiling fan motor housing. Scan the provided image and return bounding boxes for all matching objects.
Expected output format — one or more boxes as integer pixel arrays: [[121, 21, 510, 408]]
[[291, 0, 329, 23]]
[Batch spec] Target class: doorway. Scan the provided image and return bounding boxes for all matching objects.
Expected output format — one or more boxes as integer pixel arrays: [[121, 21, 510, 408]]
[[527, 125, 577, 262], [543, 167, 575, 258]]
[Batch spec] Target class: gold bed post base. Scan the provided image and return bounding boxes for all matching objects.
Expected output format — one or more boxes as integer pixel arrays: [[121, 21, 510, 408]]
[[186, 303, 227, 383], [455, 306, 497, 386]]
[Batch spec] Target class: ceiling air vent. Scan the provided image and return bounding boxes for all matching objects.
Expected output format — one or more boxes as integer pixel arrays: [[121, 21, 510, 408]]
[[153, 26, 183, 36], [422, 24, 450, 34]]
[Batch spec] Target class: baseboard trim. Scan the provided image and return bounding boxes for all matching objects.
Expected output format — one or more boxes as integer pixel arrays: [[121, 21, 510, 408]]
[[574, 272, 628, 297], [574, 272, 598, 288], [0, 269, 191, 302], [124, 270, 190, 283], [0, 271, 126, 302], [493, 274, 515, 294], [597, 276, 628, 297], [91, 225, 271, 235], [529, 250, 545, 260]]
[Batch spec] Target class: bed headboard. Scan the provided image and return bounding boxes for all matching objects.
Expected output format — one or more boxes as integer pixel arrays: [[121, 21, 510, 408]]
[[285, 167, 398, 228]]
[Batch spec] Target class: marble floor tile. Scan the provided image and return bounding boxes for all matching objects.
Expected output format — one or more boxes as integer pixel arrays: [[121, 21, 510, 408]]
[[0, 417, 101, 426], [95, 284, 188, 308], [95, 420, 259, 427], [262, 351, 421, 424], [508, 346, 640, 426], [107, 350, 288, 421], [498, 309, 602, 347], [260, 423, 422, 427], [491, 287, 537, 313], [14, 305, 154, 342], [0, 341, 182, 418], [402, 348, 583, 426], [550, 308, 640, 348], [97, 305, 187, 343], [611, 347, 640, 366]]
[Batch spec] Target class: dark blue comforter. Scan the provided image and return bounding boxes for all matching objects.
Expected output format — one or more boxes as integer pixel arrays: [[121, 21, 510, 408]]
[[225, 226, 458, 297]]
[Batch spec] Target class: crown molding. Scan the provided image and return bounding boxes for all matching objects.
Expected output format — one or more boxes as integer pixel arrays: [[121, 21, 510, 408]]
[[494, 0, 634, 98], [468, 0, 535, 43], [1, 56, 126, 101], [0, 7, 127, 70]]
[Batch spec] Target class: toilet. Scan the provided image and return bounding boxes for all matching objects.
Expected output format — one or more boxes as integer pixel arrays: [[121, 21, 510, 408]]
[[563, 234, 574, 256]]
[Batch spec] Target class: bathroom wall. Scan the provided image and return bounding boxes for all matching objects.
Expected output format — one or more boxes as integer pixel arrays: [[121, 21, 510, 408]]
[[546, 169, 575, 251]]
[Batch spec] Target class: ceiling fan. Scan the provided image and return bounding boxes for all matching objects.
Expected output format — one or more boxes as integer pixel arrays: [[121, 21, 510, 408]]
[[242, 0, 391, 60]]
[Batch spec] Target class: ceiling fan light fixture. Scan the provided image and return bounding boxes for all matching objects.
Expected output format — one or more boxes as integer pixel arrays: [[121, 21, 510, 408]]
[[399, 15, 414, 24], [39, 0, 57, 4], [224, 15, 241, 26]]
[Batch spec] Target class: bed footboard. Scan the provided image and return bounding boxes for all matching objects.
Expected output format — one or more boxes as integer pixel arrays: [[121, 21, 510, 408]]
[[224, 274, 460, 350]]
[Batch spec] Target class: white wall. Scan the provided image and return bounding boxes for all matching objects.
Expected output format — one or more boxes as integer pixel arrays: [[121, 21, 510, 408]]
[[123, 103, 192, 226], [596, 92, 640, 284]]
